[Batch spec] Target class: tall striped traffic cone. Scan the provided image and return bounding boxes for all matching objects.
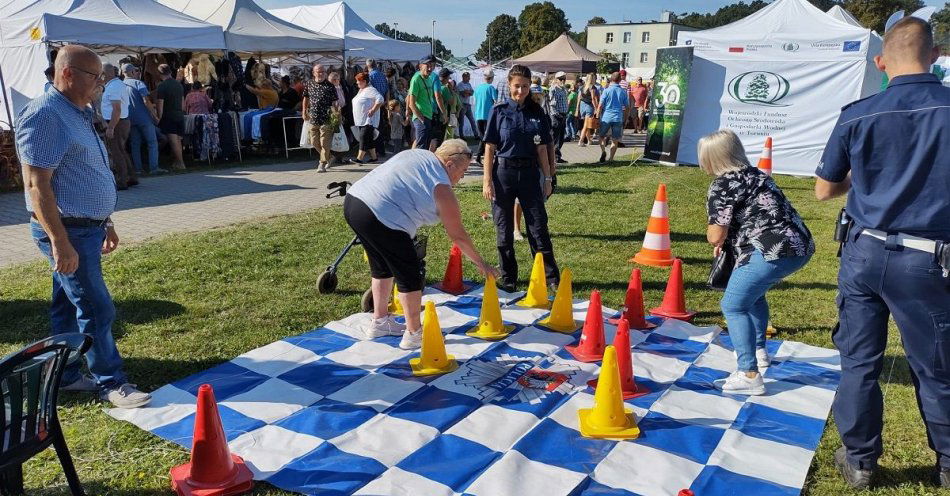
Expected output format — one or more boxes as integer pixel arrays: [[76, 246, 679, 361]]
[[757, 137, 773, 175], [631, 184, 675, 267]]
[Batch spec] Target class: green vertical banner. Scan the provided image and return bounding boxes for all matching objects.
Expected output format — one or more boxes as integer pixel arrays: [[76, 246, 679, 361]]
[[644, 46, 694, 164]]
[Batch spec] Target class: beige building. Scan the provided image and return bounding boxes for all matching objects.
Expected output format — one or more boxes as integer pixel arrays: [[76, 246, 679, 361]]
[[585, 18, 697, 77]]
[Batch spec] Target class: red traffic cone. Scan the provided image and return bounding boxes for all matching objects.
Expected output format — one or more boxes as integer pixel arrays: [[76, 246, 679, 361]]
[[757, 137, 773, 175], [608, 268, 656, 330], [650, 258, 696, 322], [678, 490, 695, 496], [588, 318, 649, 399], [434, 244, 469, 295], [565, 290, 606, 362], [171, 384, 254, 496]]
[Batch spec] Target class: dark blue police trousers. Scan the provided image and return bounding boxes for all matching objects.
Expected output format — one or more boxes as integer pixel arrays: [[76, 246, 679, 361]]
[[491, 162, 559, 286], [834, 231, 950, 470]]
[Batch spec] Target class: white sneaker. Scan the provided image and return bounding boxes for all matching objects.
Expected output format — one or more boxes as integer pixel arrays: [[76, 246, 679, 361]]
[[364, 315, 406, 339], [100, 383, 152, 408], [317, 163, 328, 173], [399, 329, 423, 350], [756, 348, 771, 370], [717, 371, 766, 395]]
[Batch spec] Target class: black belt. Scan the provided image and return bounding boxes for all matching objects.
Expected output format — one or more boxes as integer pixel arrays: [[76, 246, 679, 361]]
[[498, 157, 536, 168], [32, 214, 108, 228]]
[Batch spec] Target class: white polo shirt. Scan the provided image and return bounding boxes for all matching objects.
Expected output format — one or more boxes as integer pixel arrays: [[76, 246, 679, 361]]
[[101, 77, 130, 120]]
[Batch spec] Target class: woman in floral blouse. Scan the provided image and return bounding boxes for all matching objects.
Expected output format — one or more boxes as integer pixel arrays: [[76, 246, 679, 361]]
[[701, 129, 815, 396]]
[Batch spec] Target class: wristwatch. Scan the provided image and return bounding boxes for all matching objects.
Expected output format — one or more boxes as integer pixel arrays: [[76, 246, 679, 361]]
[[544, 176, 553, 182]]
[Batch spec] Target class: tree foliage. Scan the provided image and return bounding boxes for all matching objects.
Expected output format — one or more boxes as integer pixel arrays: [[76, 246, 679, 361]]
[[571, 16, 607, 48], [934, 2, 950, 48], [374, 23, 453, 59], [842, 0, 924, 33], [475, 14, 520, 62], [516, 2, 571, 57]]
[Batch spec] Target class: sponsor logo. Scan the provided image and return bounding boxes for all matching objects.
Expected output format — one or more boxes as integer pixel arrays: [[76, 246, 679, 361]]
[[811, 41, 842, 51], [454, 353, 579, 405], [782, 42, 800, 52], [744, 44, 773, 52], [728, 71, 791, 107], [843, 40, 861, 52], [728, 46, 745, 53]]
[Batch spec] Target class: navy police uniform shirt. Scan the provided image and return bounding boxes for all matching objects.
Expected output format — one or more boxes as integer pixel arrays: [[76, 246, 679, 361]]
[[483, 101, 552, 159], [816, 73, 950, 239]]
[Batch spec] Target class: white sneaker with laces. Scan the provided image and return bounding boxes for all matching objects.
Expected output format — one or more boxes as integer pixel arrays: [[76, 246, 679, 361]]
[[100, 383, 152, 408], [399, 329, 423, 350], [717, 371, 766, 395], [364, 316, 406, 339], [756, 348, 771, 370]]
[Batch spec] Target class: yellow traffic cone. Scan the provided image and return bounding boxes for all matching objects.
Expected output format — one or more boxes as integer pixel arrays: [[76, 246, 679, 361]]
[[467, 275, 515, 340], [410, 301, 458, 376], [538, 268, 580, 333], [517, 253, 550, 309], [388, 284, 404, 316], [578, 346, 641, 439]]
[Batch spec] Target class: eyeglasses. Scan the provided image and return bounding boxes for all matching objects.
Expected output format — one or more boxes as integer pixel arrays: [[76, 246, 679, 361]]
[[451, 152, 473, 159], [70, 66, 104, 80]]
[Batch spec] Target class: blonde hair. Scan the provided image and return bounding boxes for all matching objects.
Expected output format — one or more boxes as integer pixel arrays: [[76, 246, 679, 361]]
[[697, 129, 751, 176], [434, 139, 471, 161], [387, 99, 401, 111]]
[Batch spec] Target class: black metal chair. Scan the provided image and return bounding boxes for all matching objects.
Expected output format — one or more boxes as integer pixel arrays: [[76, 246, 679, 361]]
[[0, 333, 92, 495]]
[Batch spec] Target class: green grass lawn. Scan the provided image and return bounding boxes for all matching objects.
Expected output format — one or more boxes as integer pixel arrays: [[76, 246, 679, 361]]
[[0, 161, 945, 495]]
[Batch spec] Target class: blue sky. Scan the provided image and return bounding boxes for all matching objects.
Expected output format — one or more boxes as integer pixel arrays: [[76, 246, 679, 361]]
[[258, 0, 946, 56]]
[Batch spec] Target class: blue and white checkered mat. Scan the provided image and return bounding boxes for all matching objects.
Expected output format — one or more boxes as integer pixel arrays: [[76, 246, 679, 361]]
[[109, 285, 841, 496]]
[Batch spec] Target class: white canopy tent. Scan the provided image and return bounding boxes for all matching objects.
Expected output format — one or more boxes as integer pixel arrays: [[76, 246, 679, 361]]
[[268, 2, 430, 62], [826, 5, 864, 27], [157, 0, 342, 55], [675, 0, 882, 175], [0, 0, 226, 126]]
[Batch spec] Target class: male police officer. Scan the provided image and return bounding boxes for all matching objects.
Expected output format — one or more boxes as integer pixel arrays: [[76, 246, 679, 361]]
[[815, 17, 950, 489]]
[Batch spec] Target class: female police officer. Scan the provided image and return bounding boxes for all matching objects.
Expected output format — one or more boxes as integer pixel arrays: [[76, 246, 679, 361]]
[[481, 64, 560, 292]]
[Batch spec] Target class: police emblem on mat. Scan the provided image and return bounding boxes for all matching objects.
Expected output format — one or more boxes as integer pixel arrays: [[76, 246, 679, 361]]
[[454, 353, 580, 404], [533, 134, 541, 145]]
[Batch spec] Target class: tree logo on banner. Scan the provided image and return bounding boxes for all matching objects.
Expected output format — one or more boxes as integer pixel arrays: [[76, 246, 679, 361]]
[[728, 71, 791, 107]]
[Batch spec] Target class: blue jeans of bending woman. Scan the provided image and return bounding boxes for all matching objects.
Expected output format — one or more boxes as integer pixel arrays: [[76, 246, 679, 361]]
[[721, 250, 811, 372]]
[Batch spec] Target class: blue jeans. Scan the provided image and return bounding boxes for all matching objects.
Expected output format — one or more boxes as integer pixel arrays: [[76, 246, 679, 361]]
[[720, 250, 811, 372], [565, 115, 576, 139], [31, 222, 128, 389], [129, 121, 158, 173], [412, 116, 431, 149]]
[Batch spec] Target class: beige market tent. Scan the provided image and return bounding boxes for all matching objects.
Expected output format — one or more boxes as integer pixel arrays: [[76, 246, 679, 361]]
[[511, 33, 603, 74]]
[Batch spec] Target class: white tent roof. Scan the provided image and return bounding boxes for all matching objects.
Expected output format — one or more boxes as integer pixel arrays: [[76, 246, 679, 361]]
[[0, 0, 226, 50], [678, 0, 872, 61], [269, 2, 429, 62], [826, 5, 863, 27], [157, 0, 342, 55]]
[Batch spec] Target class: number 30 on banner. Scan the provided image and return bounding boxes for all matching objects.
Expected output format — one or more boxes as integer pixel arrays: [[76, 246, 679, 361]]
[[655, 82, 681, 106]]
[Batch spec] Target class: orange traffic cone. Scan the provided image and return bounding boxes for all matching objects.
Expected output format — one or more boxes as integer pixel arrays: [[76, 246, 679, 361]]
[[588, 319, 649, 399], [650, 258, 696, 322], [608, 268, 656, 329], [631, 184, 675, 267], [565, 290, 606, 362], [170, 384, 254, 496], [434, 244, 470, 295], [757, 137, 773, 175]]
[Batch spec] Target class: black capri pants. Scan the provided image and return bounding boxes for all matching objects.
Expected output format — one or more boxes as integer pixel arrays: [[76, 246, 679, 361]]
[[343, 195, 424, 292], [357, 125, 376, 152]]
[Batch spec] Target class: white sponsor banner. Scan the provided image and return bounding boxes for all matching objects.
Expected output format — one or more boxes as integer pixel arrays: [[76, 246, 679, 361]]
[[679, 59, 867, 176]]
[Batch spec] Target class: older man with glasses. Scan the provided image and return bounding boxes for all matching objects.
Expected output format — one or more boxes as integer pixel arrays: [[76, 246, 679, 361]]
[[16, 44, 151, 409]]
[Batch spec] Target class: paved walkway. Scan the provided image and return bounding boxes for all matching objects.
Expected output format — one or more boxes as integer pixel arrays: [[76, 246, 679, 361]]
[[0, 132, 644, 268]]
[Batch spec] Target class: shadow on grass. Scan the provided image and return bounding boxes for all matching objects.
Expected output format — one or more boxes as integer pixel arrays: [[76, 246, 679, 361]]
[[873, 463, 939, 488], [0, 299, 186, 343], [553, 185, 630, 195], [552, 231, 708, 244]]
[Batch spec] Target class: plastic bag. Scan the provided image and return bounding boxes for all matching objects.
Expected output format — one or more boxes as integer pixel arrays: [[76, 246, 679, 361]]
[[331, 124, 349, 153]]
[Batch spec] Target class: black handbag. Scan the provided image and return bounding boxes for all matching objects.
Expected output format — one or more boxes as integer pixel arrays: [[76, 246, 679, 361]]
[[708, 243, 735, 291]]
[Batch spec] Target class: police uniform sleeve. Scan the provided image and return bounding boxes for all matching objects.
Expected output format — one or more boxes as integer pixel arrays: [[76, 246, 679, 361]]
[[483, 105, 502, 145], [16, 106, 68, 169], [538, 108, 552, 145], [816, 111, 851, 182]]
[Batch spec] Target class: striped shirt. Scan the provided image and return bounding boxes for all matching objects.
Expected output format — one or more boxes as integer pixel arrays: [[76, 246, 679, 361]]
[[16, 88, 116, 220], [549, 85, 569, 114]]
